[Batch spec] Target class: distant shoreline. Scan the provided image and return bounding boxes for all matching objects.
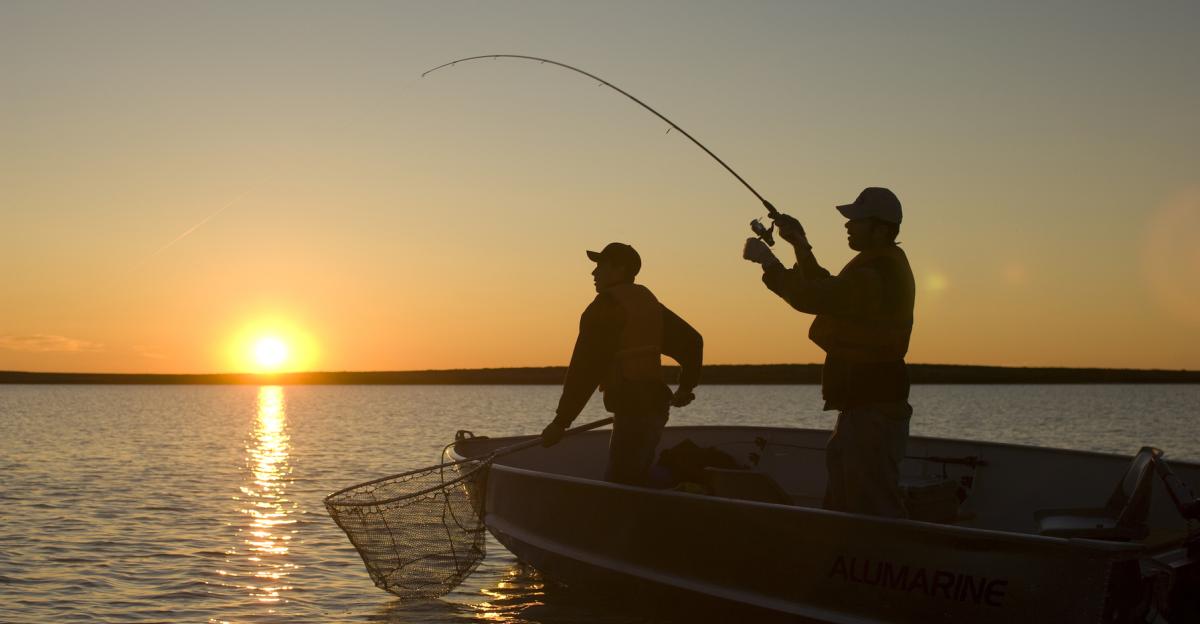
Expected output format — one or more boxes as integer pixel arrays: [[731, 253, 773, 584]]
[[1, 364, 1198, 385]]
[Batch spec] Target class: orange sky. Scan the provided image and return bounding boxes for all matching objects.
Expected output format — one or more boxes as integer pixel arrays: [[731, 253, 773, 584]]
[[2, 2, 1198, 373]]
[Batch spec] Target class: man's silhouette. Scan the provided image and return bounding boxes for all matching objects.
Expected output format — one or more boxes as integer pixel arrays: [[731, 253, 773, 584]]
[[743, 188, 915, 517], [542, 243, 703, 486]]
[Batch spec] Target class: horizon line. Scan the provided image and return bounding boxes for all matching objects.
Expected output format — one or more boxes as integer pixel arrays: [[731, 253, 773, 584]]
[[3, 362, 1200, 376], [2, 363, 1198, 386]]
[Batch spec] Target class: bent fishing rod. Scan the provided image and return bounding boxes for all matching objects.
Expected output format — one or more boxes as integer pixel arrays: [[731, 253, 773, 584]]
[[422, 54, 782, 245]]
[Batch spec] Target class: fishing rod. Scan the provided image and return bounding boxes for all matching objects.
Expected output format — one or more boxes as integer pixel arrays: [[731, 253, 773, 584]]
[[422, 54, 782, 245]]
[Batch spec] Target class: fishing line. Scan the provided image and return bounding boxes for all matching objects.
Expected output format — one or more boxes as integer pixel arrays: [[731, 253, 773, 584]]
[[421, 54, 779, 219]]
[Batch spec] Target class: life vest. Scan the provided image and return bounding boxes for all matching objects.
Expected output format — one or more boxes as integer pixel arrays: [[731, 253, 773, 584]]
[[809, 245, 915, 363], [603, 283, 664, 383]]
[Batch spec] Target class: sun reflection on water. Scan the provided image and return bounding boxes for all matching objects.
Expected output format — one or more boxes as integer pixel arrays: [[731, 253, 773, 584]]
[[468, 564, 546, 622], [220, 386, 299, 608]]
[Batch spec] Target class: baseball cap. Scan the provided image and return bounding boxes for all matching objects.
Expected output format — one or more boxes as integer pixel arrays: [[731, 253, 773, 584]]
[[836, 187, 903, 224], [586, 242, 641, 276]]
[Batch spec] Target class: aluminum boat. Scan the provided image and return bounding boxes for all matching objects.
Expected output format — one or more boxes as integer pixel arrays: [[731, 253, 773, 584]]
[[449, 425, 1200, 623]]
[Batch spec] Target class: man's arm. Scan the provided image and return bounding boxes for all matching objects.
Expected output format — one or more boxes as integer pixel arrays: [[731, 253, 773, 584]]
[[770, 211, 831, 279], [762, 263, 882, 316], [552, 297, 620, 428], [792, 245, 832, 281], [661, 305, 702, 402]]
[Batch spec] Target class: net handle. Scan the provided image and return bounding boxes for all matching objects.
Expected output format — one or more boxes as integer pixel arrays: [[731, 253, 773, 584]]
[[486, 417, 614, 460]]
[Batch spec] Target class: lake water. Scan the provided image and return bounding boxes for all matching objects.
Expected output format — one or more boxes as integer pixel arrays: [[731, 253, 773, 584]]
[[1, 384, 1197, 623]]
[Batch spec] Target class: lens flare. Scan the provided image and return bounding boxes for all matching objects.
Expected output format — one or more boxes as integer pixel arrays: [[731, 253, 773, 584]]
[[1142, 189, 1200, 325]]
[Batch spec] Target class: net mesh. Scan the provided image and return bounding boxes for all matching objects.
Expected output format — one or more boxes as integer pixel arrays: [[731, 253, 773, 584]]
[[324, 456, 490, 600]]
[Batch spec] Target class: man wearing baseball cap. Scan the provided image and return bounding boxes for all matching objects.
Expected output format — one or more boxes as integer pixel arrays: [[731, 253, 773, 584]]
[[541, 242, 704, 486], [743, 187, 916, 518]]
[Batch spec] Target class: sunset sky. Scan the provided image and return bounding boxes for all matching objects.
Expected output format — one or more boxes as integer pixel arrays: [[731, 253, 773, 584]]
[[3, 1, 1198, 374]]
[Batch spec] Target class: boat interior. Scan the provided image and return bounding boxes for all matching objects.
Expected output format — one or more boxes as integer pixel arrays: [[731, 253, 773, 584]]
[[453, 426, 1200, 549]]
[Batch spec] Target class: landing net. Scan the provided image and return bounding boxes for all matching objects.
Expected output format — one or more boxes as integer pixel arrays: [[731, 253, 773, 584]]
[[324, 456, 490, 600]]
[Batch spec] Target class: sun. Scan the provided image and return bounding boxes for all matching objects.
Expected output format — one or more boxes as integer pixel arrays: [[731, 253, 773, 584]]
[[227, 318, 317, 374], [252, 336, 290, 371]]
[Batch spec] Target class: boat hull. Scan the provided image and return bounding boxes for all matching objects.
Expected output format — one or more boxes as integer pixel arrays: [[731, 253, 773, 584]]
[[452, 426, 1199, 623], [486, 465, 1141, 623]]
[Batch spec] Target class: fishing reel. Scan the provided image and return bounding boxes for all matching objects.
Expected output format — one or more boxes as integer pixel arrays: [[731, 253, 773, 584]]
[[751, 201, 806, 248], [750, 199, 781, 246], [750, 217, 776, 246]]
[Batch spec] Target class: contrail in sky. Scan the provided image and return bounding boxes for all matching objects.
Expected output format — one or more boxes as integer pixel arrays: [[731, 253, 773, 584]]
[[148, 195, 241, 258]]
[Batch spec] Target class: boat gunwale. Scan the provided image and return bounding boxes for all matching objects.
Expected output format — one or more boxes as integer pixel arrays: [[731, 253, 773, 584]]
[[457, 424, 1200, 469], [482, 461, 1144, 554]]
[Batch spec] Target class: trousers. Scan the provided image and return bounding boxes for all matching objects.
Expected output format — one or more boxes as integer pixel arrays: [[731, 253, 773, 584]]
[[823, 401, 912, 518], [603, 386, 671, 486]]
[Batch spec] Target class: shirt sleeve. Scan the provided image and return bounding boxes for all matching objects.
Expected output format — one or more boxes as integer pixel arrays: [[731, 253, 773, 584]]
[[553, 296, 620, 427], [661, 305, 703, 391], [762, 260, 882, 316], [794, 247, 832, 280]]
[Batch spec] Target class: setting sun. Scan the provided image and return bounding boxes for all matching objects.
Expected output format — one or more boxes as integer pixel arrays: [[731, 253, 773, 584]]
[[253, 337, 289, 370], [227, 319, 318, 374]]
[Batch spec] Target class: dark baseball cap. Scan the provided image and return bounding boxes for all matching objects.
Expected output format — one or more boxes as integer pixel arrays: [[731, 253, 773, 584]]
[[586, 242, 641, 276], [836, 187, 903, 224]]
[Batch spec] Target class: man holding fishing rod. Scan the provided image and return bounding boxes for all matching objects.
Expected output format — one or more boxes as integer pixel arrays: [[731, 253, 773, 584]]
[[541, 242, 704, 487], [743, 188, 915, 518]]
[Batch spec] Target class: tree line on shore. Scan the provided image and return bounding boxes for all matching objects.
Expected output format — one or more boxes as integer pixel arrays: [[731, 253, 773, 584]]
[[1, 364, 1198, 385]]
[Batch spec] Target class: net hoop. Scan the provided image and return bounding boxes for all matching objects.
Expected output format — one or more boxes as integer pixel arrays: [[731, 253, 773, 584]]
[[324, 455, 486, 508]]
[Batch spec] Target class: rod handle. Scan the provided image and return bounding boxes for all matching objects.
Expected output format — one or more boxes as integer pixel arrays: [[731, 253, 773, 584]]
[[492, 417, 615, 458]]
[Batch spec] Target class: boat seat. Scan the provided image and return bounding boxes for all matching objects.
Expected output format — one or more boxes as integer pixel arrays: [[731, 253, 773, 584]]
[[703, 467, 792, 505], [1034, 446, 1161, 541]]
